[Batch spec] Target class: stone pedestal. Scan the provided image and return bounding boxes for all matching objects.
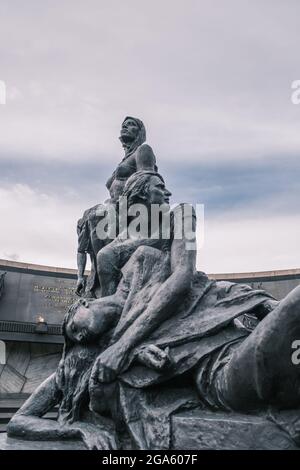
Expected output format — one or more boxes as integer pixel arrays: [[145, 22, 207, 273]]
[[171, 410, 299, 450], [0, 433, 86, 450], [1, 410, 298, 450]]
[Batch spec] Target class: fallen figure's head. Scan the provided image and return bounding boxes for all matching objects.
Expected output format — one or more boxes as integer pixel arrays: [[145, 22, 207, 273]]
[[63, 297, 172, 372]]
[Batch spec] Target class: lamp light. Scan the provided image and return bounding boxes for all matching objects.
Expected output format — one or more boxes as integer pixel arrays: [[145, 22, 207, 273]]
[[35, 315, 48, 334]]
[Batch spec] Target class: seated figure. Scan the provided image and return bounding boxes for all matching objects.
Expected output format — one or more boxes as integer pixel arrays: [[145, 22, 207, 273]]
[[76, 116, 158, 298], [7, 171, 300, 450]]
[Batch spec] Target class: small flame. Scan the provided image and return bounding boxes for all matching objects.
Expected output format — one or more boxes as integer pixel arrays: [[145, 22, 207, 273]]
[[37, 315, 45, 324]]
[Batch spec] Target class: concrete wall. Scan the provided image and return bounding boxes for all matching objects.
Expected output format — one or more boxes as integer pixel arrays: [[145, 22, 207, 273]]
[[0, 261, 77, 326], [211, 270, 300, 300], [0, 341, 62, 394]]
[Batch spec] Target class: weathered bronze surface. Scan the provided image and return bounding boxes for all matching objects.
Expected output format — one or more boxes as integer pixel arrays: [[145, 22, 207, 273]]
[[6, 120, 300, 450]]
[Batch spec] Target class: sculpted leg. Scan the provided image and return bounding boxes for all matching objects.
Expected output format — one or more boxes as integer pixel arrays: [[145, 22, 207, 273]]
[[97, 245, 121, 297], [208, 285, 300, 411], [97, 238, 163, 297]]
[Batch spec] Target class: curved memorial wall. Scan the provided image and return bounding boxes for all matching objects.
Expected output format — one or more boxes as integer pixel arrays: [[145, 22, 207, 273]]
[[0, 259, 299, 395]]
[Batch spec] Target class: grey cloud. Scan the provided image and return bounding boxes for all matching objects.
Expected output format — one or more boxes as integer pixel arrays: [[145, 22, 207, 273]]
[[1, 1, 300, 163], [1, 151, 299, 218], [152, 153, 300, 217], [0, 1, 300, 271]]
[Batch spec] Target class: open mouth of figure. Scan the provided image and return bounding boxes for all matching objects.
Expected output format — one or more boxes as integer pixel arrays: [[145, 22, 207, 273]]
[[121, 129, 130, 135]]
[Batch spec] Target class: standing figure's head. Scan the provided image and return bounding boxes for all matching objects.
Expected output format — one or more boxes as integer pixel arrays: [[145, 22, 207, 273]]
[[119, 116, 146, 156]]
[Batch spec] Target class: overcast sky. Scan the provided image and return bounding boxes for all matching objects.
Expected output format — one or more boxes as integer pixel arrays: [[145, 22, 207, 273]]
[[0, 0, 300, 273]]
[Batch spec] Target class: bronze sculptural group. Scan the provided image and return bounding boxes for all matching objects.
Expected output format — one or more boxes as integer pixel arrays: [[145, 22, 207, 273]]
[[7, 118, 300, 450], [75, 117, 156, 298]]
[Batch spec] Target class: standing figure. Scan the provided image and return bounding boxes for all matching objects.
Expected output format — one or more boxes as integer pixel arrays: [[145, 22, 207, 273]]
[[76, 117, 158, 297], [106, 116, 157, 201]]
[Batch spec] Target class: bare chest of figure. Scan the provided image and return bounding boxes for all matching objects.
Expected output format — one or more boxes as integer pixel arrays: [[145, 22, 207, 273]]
[[108, 155, 137, 200], [115, 154, 137, 179]]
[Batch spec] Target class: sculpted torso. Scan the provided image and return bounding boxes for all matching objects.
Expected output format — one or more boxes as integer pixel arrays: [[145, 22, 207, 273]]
[[76, 116, 157, 297], [8, 120, 300, 451]]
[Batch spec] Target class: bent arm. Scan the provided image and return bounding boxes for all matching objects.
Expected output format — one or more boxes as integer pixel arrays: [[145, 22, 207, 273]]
[[77, 217, 90, 281], [112, 237, 196, 354], [77, 252, 87, 279], [7, 373, 79, 440]]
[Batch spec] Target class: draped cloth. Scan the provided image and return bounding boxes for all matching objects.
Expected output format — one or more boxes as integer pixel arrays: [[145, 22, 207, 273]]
[[77, 203, 110, 297], [108, 248, 276, 449]]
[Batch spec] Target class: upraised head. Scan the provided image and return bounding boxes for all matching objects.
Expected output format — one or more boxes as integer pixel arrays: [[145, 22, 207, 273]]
[[119, 116, 146, 158]]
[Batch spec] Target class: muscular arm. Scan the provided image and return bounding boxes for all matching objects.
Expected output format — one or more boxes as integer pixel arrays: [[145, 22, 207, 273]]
[[111, 206, 197, 349], [93, 228, 197, 382], [7, 374, 79, 440], [115, 238, 195, 352], [8, 373, 118, 449], [77, 252, 87, 279], [76, 214, 91, 295], [136, 144, 157, 171], [76, 252, 87, 296]]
